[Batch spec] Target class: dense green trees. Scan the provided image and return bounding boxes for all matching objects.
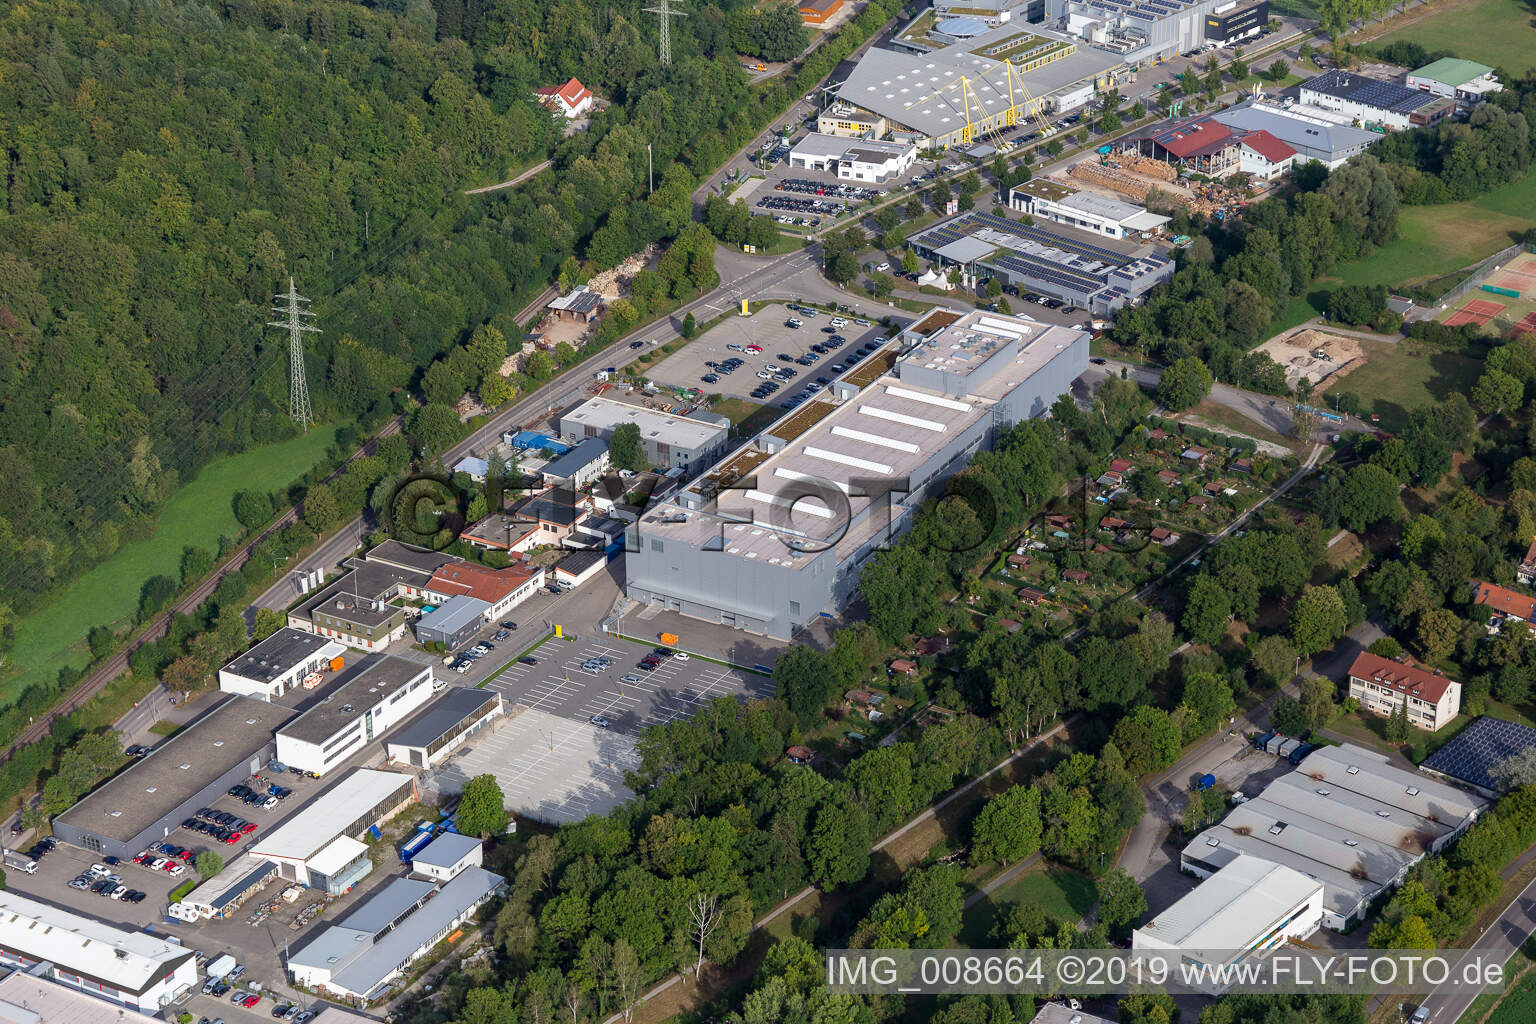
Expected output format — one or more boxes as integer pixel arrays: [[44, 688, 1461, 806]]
[[608, 423, 649, 472], [1156, 356, 1214, 411], [458, 775, 509, 839]]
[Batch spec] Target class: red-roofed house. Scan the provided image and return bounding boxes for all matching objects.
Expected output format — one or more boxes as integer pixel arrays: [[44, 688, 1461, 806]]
[[534, 78, 595, 119], [424, 560, 545, 620], [1472, 580, 1536, 633], [1345, 652, 1461, 732], [1238, 130, 1298, 180]]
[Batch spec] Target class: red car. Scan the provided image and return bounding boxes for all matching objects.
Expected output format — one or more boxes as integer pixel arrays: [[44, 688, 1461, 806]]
[[240, 823, 258, 835], [178, 850, 194, 861], [223, 833, 240, 845], [241, 995, 260, 1008], [745, 344, 763, 353]]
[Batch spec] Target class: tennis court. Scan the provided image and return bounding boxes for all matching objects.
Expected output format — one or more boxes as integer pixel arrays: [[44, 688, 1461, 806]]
[[1514, 312, 1536, 338], [1489, 252, 1536, 292], [1445, 298, 1506, 327]]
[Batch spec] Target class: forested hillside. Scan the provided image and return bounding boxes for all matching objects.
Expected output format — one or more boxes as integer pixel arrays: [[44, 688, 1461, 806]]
[[0, 0, 825, 635]]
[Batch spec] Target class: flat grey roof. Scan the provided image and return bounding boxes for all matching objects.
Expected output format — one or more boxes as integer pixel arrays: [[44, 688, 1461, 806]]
[[364, 540, 459, 575], [417, 595, 491, 637], [835, 38, 1118, 139], [1211, 101, 1380, 158], [560, 396, 728, 450], [388, 688, 501, 751], [330, 867, 503, 997], [222, 628, 339, 684], [57, 696, 295, 843], [412, 832, 483, 871], [543, 438, 608, 478], [556, 549, 607, 574], [278, 656, 432, 746], [337, 876, 436, 937]]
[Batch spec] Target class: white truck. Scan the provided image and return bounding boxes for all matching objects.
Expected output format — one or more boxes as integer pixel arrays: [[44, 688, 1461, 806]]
[[205, 954, 237, 981], [3, 851, 36, 874]]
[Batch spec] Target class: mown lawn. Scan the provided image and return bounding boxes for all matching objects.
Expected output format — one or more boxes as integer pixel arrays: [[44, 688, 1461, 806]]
[[1266, 173, 1536, 327], [956, 866, 1098, 948], [1320, 339, 1481, 429], [1375, 0, 1536, 78], [0, 425, 344, 706]]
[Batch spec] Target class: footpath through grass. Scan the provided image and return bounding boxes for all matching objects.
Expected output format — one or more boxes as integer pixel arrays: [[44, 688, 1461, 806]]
[[0, 426, 343, 707], [1375, 0, 1536, 78]]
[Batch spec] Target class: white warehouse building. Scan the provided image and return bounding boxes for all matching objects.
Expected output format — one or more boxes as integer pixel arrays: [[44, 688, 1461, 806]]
[[0, 891, 198, 1013], [274, 655, 437, 776], [1133, 854, 1324, 993], [1008, 178, 1170, 239], [218, 627, 348, 702], [250, 768, 417, 892]]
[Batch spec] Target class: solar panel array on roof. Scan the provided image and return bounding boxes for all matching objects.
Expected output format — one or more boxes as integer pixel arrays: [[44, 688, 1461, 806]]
[[1420, 716, 1536, 794]]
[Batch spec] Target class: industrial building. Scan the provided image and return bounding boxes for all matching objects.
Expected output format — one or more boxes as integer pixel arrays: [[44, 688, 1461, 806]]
[[821, 26, 1121, 149], [1419, 716, 1536, 798], [1042, 0, 1266, 61], [0, 891, 198, 1013], [386, 687, 504, 770], [1007, 178, 1170, 238], [559, 396, 730, 474], [1127, 101, 1379, 172], [274, 656, 437, 776], [1406, 58, 1502, 106], [287, 559, 427, 651], [932, 0, 1039, 30], [1182, 744, 1487, 929], [410, 831, 484, 882], [53, 696, 295, 860], [0, 969, 171, 1024], [540, 437, 610, 488], [910, 210, 1175, 312], [624, 308, 1087, 640], [1298, 69, 1452, 130], [414, 596, 490, 649], [286, 866, 504, 1002], [218, 627, 348, 702], [250, 768, 417, 890], [1345, 651, 1462, 732], [788, 134, 918, 183], [1132, 854, 1323, 993], [457, 513, 540, 554]]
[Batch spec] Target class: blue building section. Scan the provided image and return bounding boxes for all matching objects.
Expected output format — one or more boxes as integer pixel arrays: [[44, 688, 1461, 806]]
[[505, 430, 571, 455]]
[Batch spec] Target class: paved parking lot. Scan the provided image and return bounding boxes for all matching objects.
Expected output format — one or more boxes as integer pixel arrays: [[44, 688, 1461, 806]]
[[645, 303, 890, 407], [484, 636, 775, 735]]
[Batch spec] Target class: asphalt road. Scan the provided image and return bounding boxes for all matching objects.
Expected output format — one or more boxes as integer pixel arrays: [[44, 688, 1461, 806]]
[[1419, 874, 1536, 1024]]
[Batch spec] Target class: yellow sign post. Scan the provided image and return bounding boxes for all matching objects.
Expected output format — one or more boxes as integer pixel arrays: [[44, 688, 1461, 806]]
[[554, 624, 563, 638], [740, 298, 750, 316]]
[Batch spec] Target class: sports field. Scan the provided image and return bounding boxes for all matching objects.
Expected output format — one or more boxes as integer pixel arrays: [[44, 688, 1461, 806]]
[[1319, 339, 1483, 430], [1375, 0, 1536, 78], [0, 425, 343, 707], [1439, 251, 1536, 334]]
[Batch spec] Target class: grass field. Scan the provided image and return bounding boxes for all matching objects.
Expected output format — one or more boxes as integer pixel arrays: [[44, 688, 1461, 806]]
[[1269, 174, 1536, 325], [1488, 965, 1536, 1024], [0, 426, 343, 706], [1375, 0, 1536, 78], [1319, 339, 1482, 429], [956, 866, 1098, 947]]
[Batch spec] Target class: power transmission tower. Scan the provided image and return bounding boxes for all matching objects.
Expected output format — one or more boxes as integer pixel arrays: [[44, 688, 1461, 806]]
[[644, 0, 684, 65], [268, 276, 320, 430]]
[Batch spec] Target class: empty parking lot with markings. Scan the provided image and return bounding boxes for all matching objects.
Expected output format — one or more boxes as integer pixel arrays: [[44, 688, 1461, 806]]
[[483, 636, 776, 736]]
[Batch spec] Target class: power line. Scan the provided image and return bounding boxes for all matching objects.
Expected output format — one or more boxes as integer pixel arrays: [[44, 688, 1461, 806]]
[[644, 0, 685, 66], [268, 277, 321, 431]]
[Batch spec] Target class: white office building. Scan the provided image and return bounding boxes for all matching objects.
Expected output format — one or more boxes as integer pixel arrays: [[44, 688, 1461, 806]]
[[1133, 854, 1324, 993], [559, 396, 729, 474], [250, 769, 417, 891], [274, 656, 437, 775], [1008, 178, 1170, 239], [410, 832, 484, 882], [788, 134, 918, 183], [218, 628, 349, 701], [0, 891, 197, 1013], [0, 970, 178, 1024]]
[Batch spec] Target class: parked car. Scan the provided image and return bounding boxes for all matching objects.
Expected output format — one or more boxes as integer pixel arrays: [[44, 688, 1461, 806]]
[[590, 715, 611, 728], [519, 657, 538, 665]]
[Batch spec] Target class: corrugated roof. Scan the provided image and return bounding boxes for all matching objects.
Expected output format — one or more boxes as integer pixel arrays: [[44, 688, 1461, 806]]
[[1136, 854, 1321, 948], [412, 832, 483, 871], [251, 769, 416, 862], [1411, 57, 1494, 88]]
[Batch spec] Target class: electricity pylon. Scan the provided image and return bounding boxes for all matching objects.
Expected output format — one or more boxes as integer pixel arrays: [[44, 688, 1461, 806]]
[[268, 276, 320, 430], [644, 0, 685, 65]]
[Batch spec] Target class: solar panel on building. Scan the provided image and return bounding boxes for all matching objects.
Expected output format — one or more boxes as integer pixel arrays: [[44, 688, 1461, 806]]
[[1420, 716, 1536, 793]]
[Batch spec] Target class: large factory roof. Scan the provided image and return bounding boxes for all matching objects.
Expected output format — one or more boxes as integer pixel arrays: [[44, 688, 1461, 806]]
[[1302, 69, 1445, 115], [637, 310, 1086, 570], [561, 396, 726, 449], [833, 33, 1117, 139], [56, 696, 295, 843]]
